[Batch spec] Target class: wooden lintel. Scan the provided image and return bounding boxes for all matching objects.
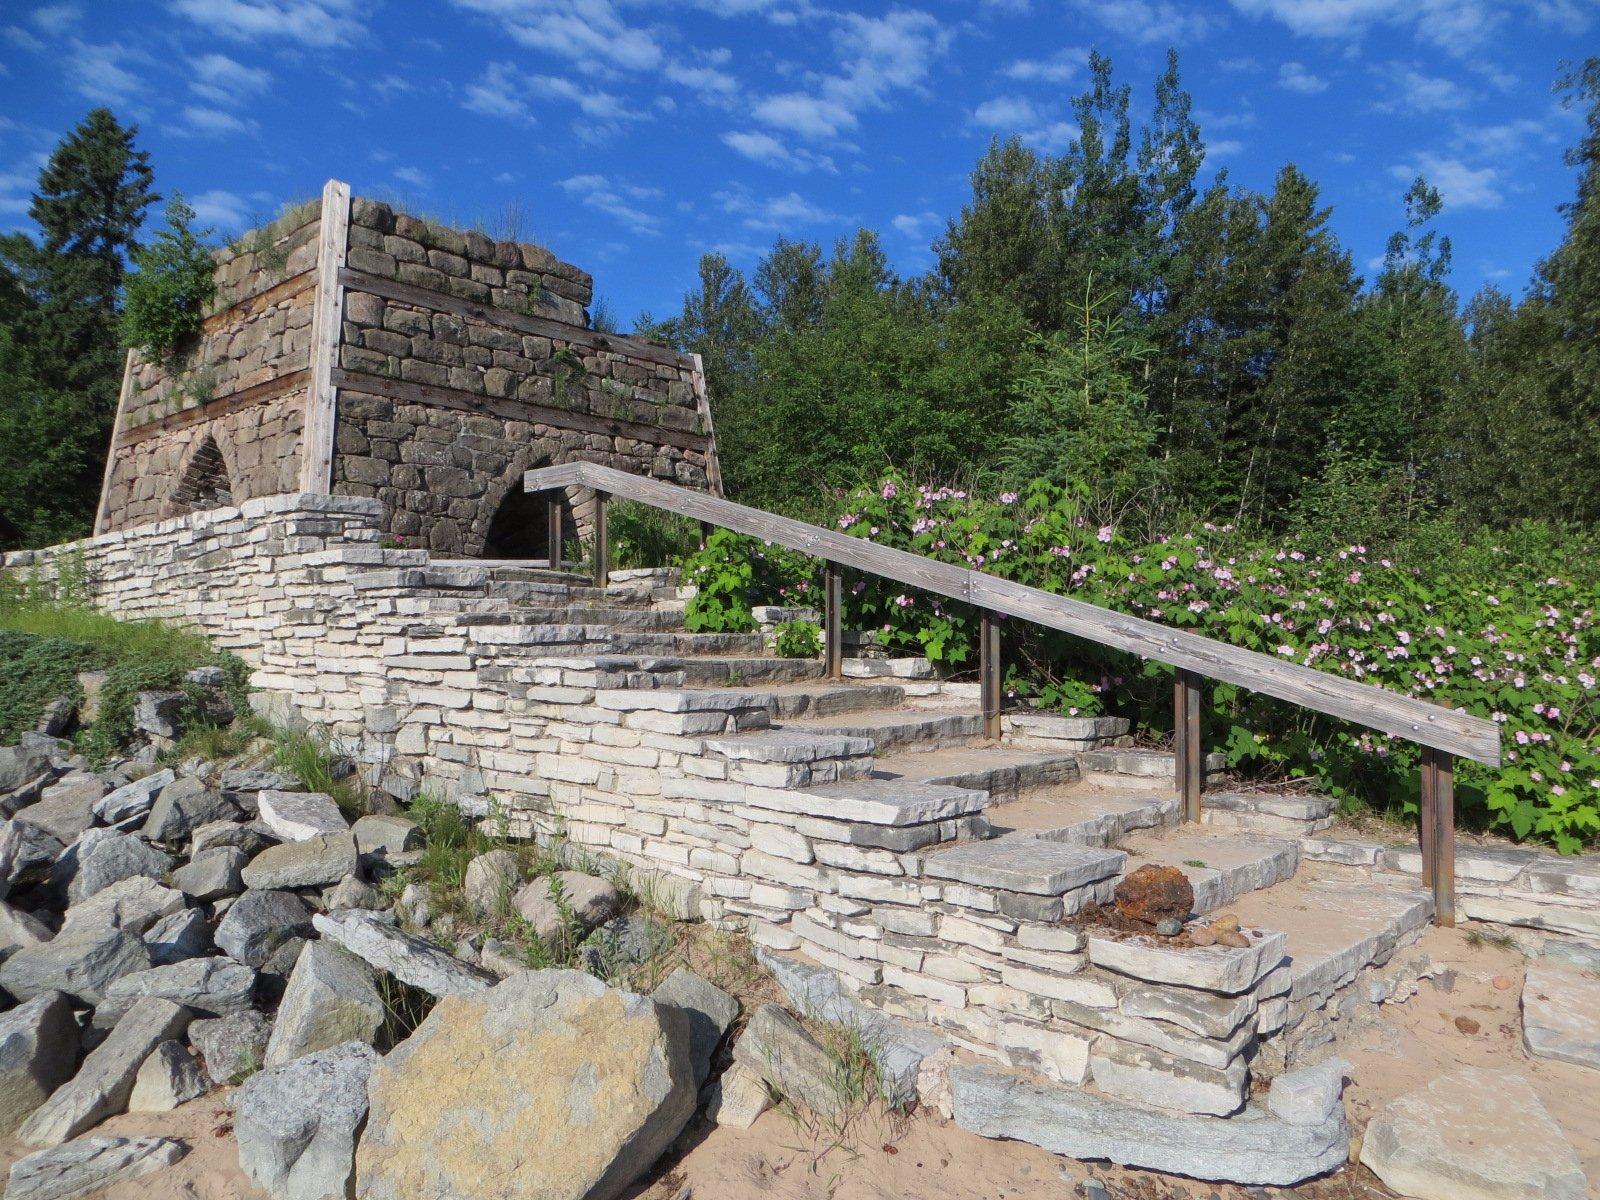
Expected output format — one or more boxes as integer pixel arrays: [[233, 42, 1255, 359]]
[[112, 369, 311, 449], [200, 269, 316, 336]]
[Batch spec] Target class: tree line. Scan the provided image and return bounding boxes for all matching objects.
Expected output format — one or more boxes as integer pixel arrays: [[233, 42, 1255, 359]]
[[642, 52, 1600, 548]]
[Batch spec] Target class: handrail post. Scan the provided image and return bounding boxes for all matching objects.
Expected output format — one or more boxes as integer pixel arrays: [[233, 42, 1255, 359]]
[[1174, 668, 1203, 822], [980, 611, 1002, 740], [1422, 748, 1456, 926], [699, 520, 713, 551], [592, 489, 609, 588], [545, 495, 563, 570], [823, 562, 842, 679]]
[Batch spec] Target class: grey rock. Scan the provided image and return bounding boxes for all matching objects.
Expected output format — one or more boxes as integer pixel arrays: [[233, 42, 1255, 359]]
[[67, 834, 173, 904], [462, 849, 521, 915], [1360, 1066, 1586, 1200], [220, 768, 300, 799], [264, 942, 382, 1067], [732, 1004, 843, 1117], [1266, 1057, 1349, 1125], [142, 776, 237, 844], [188, 818, 274, 857], [0, 900, 54, 957], [652, 967, 738, 1087], [924, 838, 1124, 895], [952, 1062, 1348, 1186], [0, 748, 52, 796], [257, 791, 348, 842], [395, 881, 433, 928], [513, 869, 619, 939], [34, 698, 74, 739], [91, 770, 174, 828], [1087, 929, 1288, 995], [241, 833, 357, 891], [1521, 959, 1600, 1071], [95, 957, 256, 1027], [579, 914, 673, 977], [19, 997, 191, 1147], [127, 1039, 208, 1111], [171, 846, 247, 901], [234, 1040, 376, 1200], [143, 908, 212, 965], [131, 692, 184, 742], [257, 937, 308, 1003], [0, 992, 78, 1137], [189, 1010, 271, 1086], [323, 874, 383, 912], [4, 1136, 186, 1200], [311, 910, 493, 996], [59, 876, 184, 939], [705, 1062, 772, 1129], [1089, 1038, 1248, 1117], [350, 814, 420, 860], [0, 927, 151, 1006], [214, 890, 314, 968], [1541, 938, 1600, 973], [0, 820, 65, 898], [1118, 985, 1255, 1040]]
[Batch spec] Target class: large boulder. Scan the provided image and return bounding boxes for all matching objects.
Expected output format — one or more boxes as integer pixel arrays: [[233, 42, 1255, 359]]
[[0, 819, 65, 898], [0, 747, 52, 796], [4, 1136, 187, 1200], [189, 1010, 271, 1086], [652, 967, 738, 1088], [67, 833, 173, 903], [241, 833, 357, 891], [462, 849, 521, 915], [94, 956, 256, 1027], [732, 1004, 843, 1118], [1359, 1066, 1587, 1200], [356, 969, 695, 1200], [127, 1038, 208, 1111], [143, 907, 212, 965], [312, 910, 493, 997], [91, 769, 174, 828], [58, 876, 184, 939], [264, 942, 383, 1067], [170, 846, 247, 901], [258, 791, 348, 842], [234, 1040, 376, 1200], [513, 870, 619, 940], [0, 926, 152, 1006], [0, 992, 78, 1137], [19, 997, 190, 1147], [0, 899, 54, 957], [214, 889, 314, 968], [143, 776, 238, 844]]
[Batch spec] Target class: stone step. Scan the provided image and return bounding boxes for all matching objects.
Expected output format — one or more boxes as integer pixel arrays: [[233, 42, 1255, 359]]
[[483, 579, 656, 606], [1199, 790, 1337, 838], [1115, 829, 1300, 915], [871, 745, 1080, 799], [1225, 872, 1433, 1015], [480, 628, 767, 657], [779, 708, 989, 754], [987, 787, 1181, 847], [460, 606, 689, 631], [765, 777, 990, 828], [923, 834, 1126, 896], [1080, 748, 1226, 789], [735, 682, 909, 720], [840, 657, 936, 680]]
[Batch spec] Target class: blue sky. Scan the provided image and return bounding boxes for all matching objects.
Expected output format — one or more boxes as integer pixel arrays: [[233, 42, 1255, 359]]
[[0, 0, 1592, 322]]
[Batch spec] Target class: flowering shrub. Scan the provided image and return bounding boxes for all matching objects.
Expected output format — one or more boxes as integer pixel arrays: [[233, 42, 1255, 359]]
[[682, 529, 819, 633], [773, 618, 823, 659], [824, 476, 1598, 849]]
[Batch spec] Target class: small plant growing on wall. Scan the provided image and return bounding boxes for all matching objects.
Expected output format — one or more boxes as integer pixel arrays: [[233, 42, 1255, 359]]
[[121, 193, 216, 358]]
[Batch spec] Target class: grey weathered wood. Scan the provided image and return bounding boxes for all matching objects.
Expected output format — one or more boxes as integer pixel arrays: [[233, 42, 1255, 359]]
[[299, 179, 351, 494], [592, 490, 609, 588], [1174, 669, 1203, 822], [93, 349, 138, 534], [329, 368, 712, 454], [337, 268, 696, 372], [523, 461, 1501, 765], [689, 351, 725, 498], [1423, 749, 1456, 926], [980, 612, 1002, 740], [546, 496, 563, 569], [824, 563, 842, 679]]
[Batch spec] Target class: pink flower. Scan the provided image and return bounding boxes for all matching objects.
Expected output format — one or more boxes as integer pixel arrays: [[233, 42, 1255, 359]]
[[999, 492, 1018, 504], [1097, 526, 1114, 543], [882, 482, 898, 500]]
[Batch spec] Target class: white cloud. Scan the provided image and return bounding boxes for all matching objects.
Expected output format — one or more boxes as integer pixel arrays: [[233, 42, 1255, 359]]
[[1278, 61, 1327, 93], [1070, 0, 1216, 44], [168, 0, 363, 47], [67, 41, 143, 104], [970, 96, 1076, 152], [559, 173, 663, 235], [190, 188, 251, 229], [533, 74, 644, 122], [715, 186, 841, 230], [393, 166, 430, 187], [1230, 0, 1524, 56], [752, 9, 950, 141], [463, 61, 535, 122], [1453, 117, 1554, 159], [722, 130, 836, 172], [190, 53, 271, 105], [1210, 138, 1245, 156], [1390, 152, 1502, 209], [1375, 65, 1472, 113], [175, 105, 259, 137], [1004, 48, 1083, 85], [664, 60, 740, 99], [451, 0, 663, 76], [891, 210, 940, 240], [29, 4, 80, 36]]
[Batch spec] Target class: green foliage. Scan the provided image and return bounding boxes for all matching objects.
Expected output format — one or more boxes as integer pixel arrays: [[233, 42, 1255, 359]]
[[270, 726, 368, 820], [609, 499, 701, 568], [121, 194, 215, 357], [681, 528, 818, 633], [773, 618, 822, 659]]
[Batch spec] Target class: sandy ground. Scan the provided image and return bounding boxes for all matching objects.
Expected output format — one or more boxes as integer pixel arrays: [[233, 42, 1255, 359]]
[[2, 925, 1593, 1200]]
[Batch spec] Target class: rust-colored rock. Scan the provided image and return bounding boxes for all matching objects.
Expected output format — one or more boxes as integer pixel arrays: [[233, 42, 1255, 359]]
[[1113, 865, 1195, 925]]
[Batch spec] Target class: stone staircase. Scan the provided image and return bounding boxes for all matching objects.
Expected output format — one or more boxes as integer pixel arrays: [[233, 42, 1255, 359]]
[[342, 557, 1437, 1154]]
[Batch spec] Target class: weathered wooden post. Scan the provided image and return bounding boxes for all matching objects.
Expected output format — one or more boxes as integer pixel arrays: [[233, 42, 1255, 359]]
[[824, 562, 842, 679], [545, 495, 563, 570], [1420, 748, 1456, 925], [1174, 668, 1204, 822], [592, 490, 609, 588], [980, 611, 1002, 740]]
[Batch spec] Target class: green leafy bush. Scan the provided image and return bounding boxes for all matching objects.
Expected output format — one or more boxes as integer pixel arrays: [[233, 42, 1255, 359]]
[[774, 618, 822, 659], [813, 475, 1597, 849], [681, 528, 818, 633], [609, 499, 701, 568], [120, 193, 215, 357]]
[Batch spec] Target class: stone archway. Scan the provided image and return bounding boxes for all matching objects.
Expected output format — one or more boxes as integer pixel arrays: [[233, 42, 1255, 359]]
[[471, 450, 576, 564], [168, 434, 235, 518]]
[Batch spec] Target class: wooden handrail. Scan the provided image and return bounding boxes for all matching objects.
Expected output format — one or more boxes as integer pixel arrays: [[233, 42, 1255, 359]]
[[525, 460, 1500, 768]]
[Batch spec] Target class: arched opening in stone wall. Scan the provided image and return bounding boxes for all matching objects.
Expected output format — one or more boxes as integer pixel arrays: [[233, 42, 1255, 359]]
[[170, 436, 234, 517], [480, 486, 564, 564]]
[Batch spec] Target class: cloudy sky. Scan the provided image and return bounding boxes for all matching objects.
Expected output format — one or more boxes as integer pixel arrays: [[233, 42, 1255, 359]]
[[0, 0, 1591, 320]]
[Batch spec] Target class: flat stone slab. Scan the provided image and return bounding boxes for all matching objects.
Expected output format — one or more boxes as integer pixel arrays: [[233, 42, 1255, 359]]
[[774, 778, 987, 826], [1088, 929, 1287, 995], [1522, 960, 1600, 1071], [707, 729, 871, 763], [312, 910, 494, 997], [257, 791, 348, 842], [951, 1062, 1348, 1186], [1117, 831, 1298, 914], [1359, 1067, 1588, 1200], [6, 1135, 186, 1200], [925, 837, 1125, 896]]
